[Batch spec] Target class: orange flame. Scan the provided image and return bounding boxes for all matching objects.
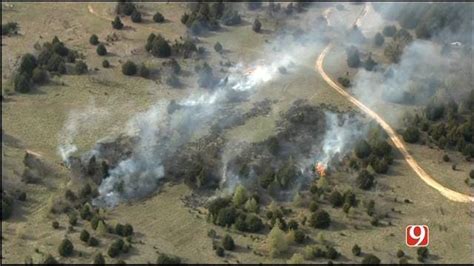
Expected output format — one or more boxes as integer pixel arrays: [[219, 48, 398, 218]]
[[315, 162, 326, 177]]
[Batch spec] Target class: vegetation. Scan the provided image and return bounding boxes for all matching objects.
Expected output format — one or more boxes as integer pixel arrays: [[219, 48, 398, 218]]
[[116, 1, 136, 16], [52, 220, 59, 229], [108, 239, 125, 258], [43, 254, 59, 264], [346, 46, 360, 68], [268, 223, 288, 257], [58, 239, 74, 257], [112, 16, 124, 30], [131, 10, 142, 23], [403, 127, 420, 143], [157, 253, 181, 264], [122, 61, 137, 76], [153, 12, 165, 23], [374, 32, 384, 46], [96, 44, 107, 56], [80, 229, 90, 242], [337, 77, 351, 88], [309, 210, 331, 229], [356, 170, 375, 190], [222, 234, 235, 250], [362, 254, 381, 264], [2, 22, 19, 36], [89, 34, 99, 45], [382, 25, 397, 37], [146, 34, 171, 58], [214, 42, 223, 53], [252, 18, 262, 33], [75, 61, 88, 75], [352, 244, 361, 256], [93, 253, 105, 264]]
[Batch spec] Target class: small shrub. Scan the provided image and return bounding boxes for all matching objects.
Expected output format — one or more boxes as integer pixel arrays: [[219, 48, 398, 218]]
[[417, 247, 429, 258], [80, 229, 90, 242], [14, 73, 32, 93], [52, 220, 60, 229], [65, 189, 76, 201], [18, 192, 27, 201], [355, 140, 372, 158], [352, 244, 361, 256], [75, 61, 88, 75], [89, 34, 99, 45], [88, 237, 99, 247], [108, 239, 124, 258], [122, 61, 137, 76], [357, 170, 375, 190], [216, 246, 224, 257], [131, 10, 142, 23], [58, 239, 74, 257], [294, 229, 305, 244], [443, 154, 450, 162], [96, 44, 107, 56], [157, 253, 181, 264], [309, 210, 331, 229], [383, 25, 397, 37], [222, 234, 235, 250], [326, 246, 339, 260], [214, 42, 223, 53], [374, 32, 384, 46], [43, 254, 59, 264], [403, 127, 420, 143], [102, 60, 110, 68], [93, 253, 105, 264], [252, 19, 262, 33], [153, 12, 165, 23], [396, 249, 405, 258], [329, 190, 343, 207], [112, 16, 124, 29], [362, 254, 381, 264]]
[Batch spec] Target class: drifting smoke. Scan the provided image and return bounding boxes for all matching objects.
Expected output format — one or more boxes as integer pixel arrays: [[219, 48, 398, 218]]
[[93, 104, 167, 207], [350, 3, 472, 127], [87, 4, 343, 207], [317, 112, 368, 166], [58, 100, 109, 166]]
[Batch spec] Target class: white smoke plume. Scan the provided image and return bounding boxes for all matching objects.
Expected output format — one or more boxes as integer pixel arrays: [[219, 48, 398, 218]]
[[58, 99, 109, 166]]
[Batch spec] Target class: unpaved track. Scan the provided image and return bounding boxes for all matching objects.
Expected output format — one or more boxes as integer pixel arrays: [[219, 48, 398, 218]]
[[316, 44, 474, 203]]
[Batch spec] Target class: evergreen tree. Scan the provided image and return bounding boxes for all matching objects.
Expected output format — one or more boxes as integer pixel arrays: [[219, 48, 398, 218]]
[[112, 16, 124, 30], [153, 12, 165, 23], [89, 34, 99, 45], [96, 44, 107, 56]]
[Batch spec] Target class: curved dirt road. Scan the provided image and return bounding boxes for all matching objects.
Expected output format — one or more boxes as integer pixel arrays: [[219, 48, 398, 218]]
[[316, 44, 474, 203]]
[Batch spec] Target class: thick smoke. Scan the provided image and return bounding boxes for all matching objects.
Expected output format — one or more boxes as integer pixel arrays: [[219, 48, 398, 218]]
[[350, 3, 473, 127]]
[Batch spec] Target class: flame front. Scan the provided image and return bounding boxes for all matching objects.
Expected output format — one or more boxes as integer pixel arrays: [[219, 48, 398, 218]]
[[315, 162, 326, 177]]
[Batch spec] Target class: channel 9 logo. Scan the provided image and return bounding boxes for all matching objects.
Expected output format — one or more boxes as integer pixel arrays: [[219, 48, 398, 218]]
[[406, 225, 429, 247]]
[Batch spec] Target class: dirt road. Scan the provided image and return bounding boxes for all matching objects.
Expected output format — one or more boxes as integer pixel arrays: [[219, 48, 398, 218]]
[[316, 44, 473, 203]]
